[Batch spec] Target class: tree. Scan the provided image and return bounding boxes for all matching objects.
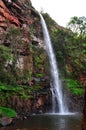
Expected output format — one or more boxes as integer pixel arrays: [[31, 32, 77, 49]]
[[66, 16, 86, 75], [67, 16, 86, 36], [67, 16, 86, 130]]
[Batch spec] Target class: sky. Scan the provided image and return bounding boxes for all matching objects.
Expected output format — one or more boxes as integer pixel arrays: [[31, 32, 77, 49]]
[[31, 0, 86, 27]]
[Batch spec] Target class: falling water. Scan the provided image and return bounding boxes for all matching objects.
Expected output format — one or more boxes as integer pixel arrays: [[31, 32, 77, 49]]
[[40, 14, 68, 114]]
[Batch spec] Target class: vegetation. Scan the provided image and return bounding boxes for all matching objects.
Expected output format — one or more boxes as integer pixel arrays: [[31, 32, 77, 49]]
[[67, 16, 86, 74], [0, 45, 16, 85], [0, 26, 46, 113], [0, 107, 16, 117], [0, 27, 22, 85], [31, 44, 48, 78], [64, 78, 83, 95], [0, 82, 41, 99], [67, 16, 86, 35], [43, 13, 86, 95]]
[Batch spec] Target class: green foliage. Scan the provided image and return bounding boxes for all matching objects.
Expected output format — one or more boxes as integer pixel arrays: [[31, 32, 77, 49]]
[[27, 85, 41, 93], [6, 28, 21, 60], [67, 16, 86, 35], [42, 13, 55, 29], [21, 94, 31, 99], [0, 82, 41, 101], [20, 70, 32, 82], [30, 26, 34, 36], [0, 45, 12, 65], [72, 88, 83, 95], [0, 71, 17, 86], [66, 17, 86, 75], [64, 78, 83, 95], [0, 82, 22, 92], [36, 73, 43, 78], [0, 45, 17, 85], [7, 28, 20, 36], [31, 44, 47, 78], [0, 107, 16, 117]]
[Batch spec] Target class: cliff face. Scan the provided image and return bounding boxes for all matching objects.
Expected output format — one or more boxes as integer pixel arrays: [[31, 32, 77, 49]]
[[0, 0, 51, 115], [0, 0, 46, 79], [0, 0, 33, 29]]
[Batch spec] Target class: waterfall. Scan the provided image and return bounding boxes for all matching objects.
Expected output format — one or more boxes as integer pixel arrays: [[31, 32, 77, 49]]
[[40, 14, 69, 114]]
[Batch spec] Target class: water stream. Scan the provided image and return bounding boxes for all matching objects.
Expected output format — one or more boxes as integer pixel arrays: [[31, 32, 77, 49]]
[[40, 14, 68, 114]]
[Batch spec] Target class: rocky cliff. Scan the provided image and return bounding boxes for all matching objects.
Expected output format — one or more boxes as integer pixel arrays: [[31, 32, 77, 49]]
[[0, 0, 46, 83], [0, 0, 52, 117]]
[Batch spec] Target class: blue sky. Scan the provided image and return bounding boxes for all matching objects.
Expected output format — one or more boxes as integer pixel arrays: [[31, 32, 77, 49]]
[[31, 0, 86, 27]]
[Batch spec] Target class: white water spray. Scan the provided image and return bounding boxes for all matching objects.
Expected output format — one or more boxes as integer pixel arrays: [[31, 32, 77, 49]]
[[40, 14, 69, 114]]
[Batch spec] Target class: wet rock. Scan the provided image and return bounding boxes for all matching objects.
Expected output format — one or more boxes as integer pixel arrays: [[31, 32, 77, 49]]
[[0, 117, 13, 126]]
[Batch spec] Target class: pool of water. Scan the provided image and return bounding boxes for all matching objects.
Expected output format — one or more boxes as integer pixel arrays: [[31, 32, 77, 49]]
[[0, 113, 82, 130]]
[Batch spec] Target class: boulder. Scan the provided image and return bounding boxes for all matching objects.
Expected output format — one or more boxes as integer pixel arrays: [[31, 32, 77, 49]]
[[0, 117, 13, 126]]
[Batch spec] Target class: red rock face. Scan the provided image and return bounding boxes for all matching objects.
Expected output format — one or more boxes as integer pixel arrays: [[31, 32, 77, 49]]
[[0, 0, 34, 30], [0, 1, 20, 30]]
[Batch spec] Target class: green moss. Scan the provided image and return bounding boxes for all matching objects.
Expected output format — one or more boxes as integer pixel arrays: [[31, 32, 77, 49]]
[[0, 107, 16, 117]]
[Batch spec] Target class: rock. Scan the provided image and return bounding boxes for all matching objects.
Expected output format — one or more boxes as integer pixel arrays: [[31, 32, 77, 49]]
[[82, 87, 86, 130], [0, 117, 13, 126], [33, 77, 41, 82], [0, 0, 34, 30], [0, 0, 20, 29]]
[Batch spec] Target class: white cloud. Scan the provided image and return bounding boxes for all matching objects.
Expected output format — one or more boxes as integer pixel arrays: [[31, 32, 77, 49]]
[[31, 0, 86, 27]]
